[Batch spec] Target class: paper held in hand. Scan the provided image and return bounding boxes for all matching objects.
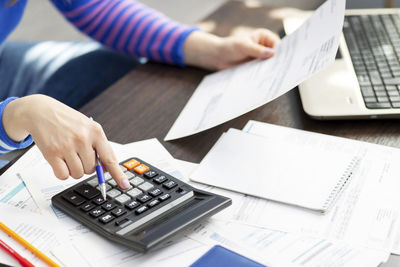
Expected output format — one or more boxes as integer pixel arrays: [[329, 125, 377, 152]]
[[165, 0, 346, 141]]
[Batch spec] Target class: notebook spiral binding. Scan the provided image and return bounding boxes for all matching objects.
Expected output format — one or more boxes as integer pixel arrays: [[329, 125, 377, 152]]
[[321, 156, 361, 212]]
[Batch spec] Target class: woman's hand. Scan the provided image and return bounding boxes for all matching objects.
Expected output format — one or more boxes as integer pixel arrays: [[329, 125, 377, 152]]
[[183, 29, 280, 70], [2, 95, 130, 189]]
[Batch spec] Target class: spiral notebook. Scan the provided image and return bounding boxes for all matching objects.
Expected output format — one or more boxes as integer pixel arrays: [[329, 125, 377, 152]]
[[190, 128, 360, 213]]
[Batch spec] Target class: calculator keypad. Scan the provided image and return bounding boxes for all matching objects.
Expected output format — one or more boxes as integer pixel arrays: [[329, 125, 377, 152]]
[[59, 157, 194, 231]]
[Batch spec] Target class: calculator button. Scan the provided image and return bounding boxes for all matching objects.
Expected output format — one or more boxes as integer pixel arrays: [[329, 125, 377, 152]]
[[81, 203, 96, 212], [126, 188, 142, 198], [147, 199, 160, 208], [159, 194, 171, 202], [137, 194, 151, 203], [99, 214, 115, 224], [135, 206, 148, 214], [125, 172, 135, 180], [125, 200, 140, 210], [130, 177, 144, 187], [143, 170, 158, 179], [134, 164, 149, 174], [92, 196, 106, 205], [148, 188, 162, 197], [115, 194, 131, 205], [107, 189, 121, 199], [89, 207, 105, 218], [87, 177, 99, 187], [116, 218, 132, 227], [74, 184, 100, 200], [108, 179, 118, 187], [96, 184, 112, 192], [112, 207, 127, 217], [123, 159, 140, 170], [163, 180, 177, 190], [138, 182, 154, 191], [104, 172, 112, 181], [119, 165, 128, 172], [153, 175, 168, 184], [102, 202, 116, 211], [63, 192, 85, 206]]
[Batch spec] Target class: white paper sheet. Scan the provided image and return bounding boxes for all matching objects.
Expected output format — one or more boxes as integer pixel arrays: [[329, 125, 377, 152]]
[[176, 157, 390, 266], [0, 173, 39, 212], [0, 205, 66, 267], [165, 0, 346, 140], [188, 219, 389, 267], [53, 231, 209, 267]]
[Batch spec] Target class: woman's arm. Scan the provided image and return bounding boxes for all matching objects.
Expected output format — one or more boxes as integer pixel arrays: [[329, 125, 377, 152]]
[[51, 0, 280, 70], [51, 0, 197, 66], [1, 95, 130, 189]]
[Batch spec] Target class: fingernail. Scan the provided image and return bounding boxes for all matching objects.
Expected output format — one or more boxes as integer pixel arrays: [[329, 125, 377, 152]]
[[264, 47, 274, 56], [121, 179, 131, 190]]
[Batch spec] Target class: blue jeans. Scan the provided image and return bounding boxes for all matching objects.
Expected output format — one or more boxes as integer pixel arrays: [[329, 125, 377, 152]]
[[0, 41, 139, 109]]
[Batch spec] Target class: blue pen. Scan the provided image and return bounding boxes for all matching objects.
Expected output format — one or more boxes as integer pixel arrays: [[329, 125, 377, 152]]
[[95, 150, 107, 200], [89, 117, 107, 200]]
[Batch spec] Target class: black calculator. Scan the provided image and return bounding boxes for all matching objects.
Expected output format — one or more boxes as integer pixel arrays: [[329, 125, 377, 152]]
[[51, 157, 231, 252]]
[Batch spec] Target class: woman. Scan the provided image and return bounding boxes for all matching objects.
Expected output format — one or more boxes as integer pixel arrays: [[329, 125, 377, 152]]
[[0, 0, 280, 188]]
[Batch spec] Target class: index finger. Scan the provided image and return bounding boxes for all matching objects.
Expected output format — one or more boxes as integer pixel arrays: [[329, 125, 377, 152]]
[[94, 137, 130, 190]]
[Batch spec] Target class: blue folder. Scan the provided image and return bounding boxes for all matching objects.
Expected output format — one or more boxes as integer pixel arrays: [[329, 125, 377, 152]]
[[190, 245, 266, 267]]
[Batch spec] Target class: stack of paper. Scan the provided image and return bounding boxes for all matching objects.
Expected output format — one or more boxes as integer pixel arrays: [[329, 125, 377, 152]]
[[184, 120, 400, 266]]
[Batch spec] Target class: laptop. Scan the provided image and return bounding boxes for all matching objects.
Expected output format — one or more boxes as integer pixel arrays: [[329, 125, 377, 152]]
[[284, 9, 400, 119]]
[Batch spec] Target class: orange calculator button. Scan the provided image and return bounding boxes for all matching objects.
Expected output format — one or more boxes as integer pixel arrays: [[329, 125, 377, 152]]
[[123, 159, 140, 170], [134, 164, 149, 174]]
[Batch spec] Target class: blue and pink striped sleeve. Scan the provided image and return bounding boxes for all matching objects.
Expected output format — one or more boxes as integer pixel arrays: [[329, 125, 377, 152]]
[[51, 0, 199, 66], [0, 98, 33, 155]]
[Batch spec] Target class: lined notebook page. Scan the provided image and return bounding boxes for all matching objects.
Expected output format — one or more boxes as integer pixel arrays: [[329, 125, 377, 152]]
[[190, 128, 358, 212]]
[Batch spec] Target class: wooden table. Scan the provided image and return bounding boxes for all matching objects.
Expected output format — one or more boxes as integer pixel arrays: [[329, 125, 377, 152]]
[[80, 1, 400, 164]]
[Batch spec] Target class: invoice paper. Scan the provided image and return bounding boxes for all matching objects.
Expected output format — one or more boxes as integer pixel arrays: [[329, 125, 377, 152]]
[[165, 0, 346, 140], [0, 205, 66, 267], [188, 219, 389, 267], [234, 121, 400, 254]]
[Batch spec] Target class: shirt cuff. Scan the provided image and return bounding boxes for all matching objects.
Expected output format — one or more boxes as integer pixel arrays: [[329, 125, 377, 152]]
[[173, 26, 200, 66], [0, 97, 33, 151]]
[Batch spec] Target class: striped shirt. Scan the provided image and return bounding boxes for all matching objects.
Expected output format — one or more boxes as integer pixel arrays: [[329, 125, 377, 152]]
[[0, 0, 198, 154]]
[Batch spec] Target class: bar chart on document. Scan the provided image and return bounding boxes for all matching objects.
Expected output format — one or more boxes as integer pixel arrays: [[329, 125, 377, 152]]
[[165, 0, 346, 140]]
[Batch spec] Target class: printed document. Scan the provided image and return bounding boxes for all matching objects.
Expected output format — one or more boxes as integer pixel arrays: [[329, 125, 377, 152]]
[[165, 0, 345, 140], [0, 205, 66, 267], [225, 121, 400, 254], [188, 219, 389, 267]]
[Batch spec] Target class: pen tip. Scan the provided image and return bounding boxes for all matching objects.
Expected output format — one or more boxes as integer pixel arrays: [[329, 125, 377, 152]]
[[100, 185, 107, 200]]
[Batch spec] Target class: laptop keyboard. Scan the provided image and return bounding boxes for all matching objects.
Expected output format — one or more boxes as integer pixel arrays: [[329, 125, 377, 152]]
[[343, 14, 400, 109]]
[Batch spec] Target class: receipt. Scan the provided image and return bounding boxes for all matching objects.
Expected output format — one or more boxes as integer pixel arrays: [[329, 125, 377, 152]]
[[165, 0, 346, 140]]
